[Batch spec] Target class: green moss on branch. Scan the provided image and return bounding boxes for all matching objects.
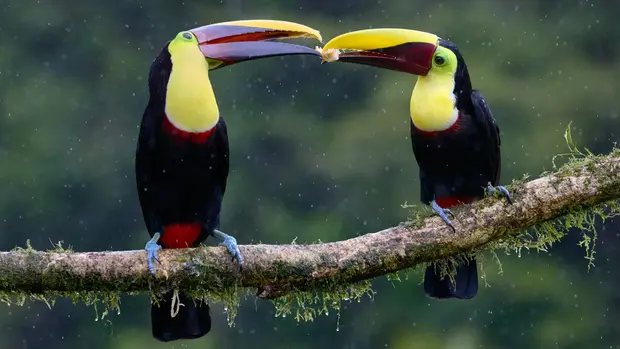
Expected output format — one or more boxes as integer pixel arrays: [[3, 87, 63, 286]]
[[0, 140, 618, 326]]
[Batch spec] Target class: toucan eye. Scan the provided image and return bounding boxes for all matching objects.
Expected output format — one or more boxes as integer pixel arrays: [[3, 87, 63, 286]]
[[182, 32, 193, 40], [434, 55, 445, 66]]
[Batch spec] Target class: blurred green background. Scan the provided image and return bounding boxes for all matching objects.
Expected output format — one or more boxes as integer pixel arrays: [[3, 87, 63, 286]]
[[1, 0, 619, 348]]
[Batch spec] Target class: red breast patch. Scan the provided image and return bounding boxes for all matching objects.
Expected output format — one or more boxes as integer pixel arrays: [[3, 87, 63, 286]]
[[162, 116, 216, 144]]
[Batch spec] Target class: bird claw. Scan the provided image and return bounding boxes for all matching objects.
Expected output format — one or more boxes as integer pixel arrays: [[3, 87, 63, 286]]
[[431, 200, 456, 232], [444, 208, 455, 219], [212, 229, 244, 269], [486, 184, 513, 204], [145, 232, 162, 275]]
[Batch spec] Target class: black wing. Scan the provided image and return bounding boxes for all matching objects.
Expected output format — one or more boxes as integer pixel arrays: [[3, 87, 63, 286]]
[[214, 116, 230, 194], [470, 90, 502, 186], [202, 117, 230, 233], [135, 48, 171, 236], [135, 103, 163, 236]]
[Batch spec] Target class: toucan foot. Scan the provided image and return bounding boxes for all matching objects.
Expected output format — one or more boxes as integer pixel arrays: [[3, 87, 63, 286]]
[[145, 232, 162, 275], [212, 229, 244, 268], [486, 184, 513, 204], [431, 200, 455, 232]]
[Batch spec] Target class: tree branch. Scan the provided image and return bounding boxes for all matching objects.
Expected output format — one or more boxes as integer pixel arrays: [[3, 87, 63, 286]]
[[1, 152, 619, 302]]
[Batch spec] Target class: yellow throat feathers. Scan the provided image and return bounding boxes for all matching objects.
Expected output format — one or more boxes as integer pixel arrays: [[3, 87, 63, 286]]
[[165, 40, 220, 133], [409, 73, 459, 132]]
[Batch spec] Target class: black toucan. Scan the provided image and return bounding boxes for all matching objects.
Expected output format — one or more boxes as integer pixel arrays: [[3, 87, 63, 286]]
[[136, 19, 322, 342], [319, 28, 512, 300]]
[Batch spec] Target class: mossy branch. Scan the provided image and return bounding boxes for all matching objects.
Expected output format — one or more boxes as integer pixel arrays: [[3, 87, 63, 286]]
[[0, 149, 619, 320]]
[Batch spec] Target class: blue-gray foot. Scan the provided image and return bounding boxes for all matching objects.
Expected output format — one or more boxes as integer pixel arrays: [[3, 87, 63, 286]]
[[212, 229, 244, 267], [486, 184, 513, 204], [145, 232, 162, 275], [431, 200, 455, 232]]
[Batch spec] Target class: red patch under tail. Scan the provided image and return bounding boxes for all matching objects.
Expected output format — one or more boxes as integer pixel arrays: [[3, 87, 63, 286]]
[[435, 196, 475, 209], [160, 223, 202, 249], [162, 116, 216, 144]]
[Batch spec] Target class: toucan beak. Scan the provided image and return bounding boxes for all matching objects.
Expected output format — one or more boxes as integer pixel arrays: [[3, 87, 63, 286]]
[[189, 19, 323, 69], [319, 28, 439, 76]]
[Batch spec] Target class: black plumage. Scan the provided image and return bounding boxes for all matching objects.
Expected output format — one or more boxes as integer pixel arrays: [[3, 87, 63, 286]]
[[135, 43, 229, 342], [410, 39, 503, 299]]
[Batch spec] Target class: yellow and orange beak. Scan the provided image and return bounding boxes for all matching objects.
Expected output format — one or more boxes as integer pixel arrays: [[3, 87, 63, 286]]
[[320, 28, 440, 76], [188, 19, 323, 69]]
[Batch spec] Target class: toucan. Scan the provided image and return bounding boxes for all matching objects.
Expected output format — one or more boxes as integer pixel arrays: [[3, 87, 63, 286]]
[[318, 28, 512, 300], [135, 19, 322, 342]]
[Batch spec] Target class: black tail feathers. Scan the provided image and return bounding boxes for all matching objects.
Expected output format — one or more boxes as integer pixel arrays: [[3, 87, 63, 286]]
[[423, 257, 478, 300], [151, 290, 211, 342]]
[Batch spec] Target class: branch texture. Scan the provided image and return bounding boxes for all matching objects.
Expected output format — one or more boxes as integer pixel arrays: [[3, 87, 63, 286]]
[[1, 153, 619, 300]]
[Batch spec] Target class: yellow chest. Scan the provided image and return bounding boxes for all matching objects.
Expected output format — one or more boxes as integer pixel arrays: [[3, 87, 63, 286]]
[[409, 75, 459, 132], [165, 59, 219, 132]]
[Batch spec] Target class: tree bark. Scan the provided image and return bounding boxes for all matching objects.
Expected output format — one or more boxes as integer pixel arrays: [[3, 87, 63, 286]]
[[0, 153, 618, 300]]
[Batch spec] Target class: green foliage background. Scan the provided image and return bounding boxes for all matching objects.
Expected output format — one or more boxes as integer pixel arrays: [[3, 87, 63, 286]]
[[1, 0, 619, 348]]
